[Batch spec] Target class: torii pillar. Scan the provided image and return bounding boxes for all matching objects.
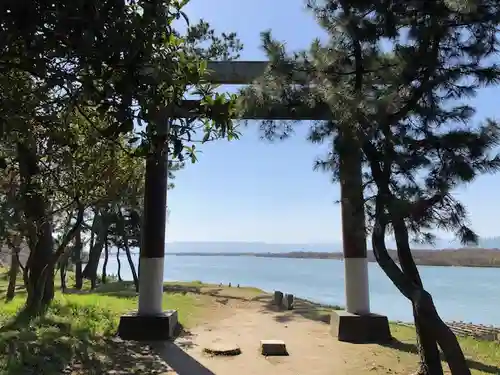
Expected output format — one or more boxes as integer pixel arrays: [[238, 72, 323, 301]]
[[329, 132, 391, 343], [117, 127, 178, 341]]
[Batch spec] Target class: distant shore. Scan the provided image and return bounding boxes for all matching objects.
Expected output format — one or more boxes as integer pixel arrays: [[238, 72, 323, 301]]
[[169, 248, 500, 268]]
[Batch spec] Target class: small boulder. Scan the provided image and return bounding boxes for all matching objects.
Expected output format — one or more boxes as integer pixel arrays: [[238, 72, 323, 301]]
[[260, 339, 288, 356], [283, 294, 294, 310], [274, 291, 284, 306]]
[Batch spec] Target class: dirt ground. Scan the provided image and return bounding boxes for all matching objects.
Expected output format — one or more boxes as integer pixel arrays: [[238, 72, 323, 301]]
[[150, 291, 419, 375]]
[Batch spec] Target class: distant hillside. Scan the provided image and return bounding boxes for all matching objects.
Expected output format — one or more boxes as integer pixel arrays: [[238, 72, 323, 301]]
[[164, 237, 500, 254], [171, 248, 500, 268], [164, 241, 340, 253]]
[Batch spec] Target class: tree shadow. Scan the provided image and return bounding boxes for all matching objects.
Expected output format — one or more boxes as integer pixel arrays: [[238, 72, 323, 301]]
[[253, 294, 336, 324], [150, 341, 216, 375], [0, 312, 176, 374], [0, 288, 27, 300], [90, 281, 261, 303], [380, 337, 500, 374], [164, 284, 202, 295]]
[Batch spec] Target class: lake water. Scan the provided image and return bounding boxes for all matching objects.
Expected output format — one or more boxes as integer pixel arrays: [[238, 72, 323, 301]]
[[100, 254, 500, 326]]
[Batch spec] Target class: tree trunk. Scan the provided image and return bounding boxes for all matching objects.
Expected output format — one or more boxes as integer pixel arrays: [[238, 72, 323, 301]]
[[124, 237, 139, 292], [102, 237, 109, 284], [17, 141, 55, 315], [392, 217, 443, 375], [118, 212, 139, 291], [82, 211, 110, 289], [6, 247, 20, 302], [116, 246, 123, 282], [371, 195, 471, 375], [60, 259, 67, 292], [73, 226, 83, 290]]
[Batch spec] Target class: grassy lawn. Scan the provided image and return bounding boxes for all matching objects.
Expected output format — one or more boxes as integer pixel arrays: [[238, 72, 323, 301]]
[[388, 324, 500, 375], [0, 272, 209, 374]]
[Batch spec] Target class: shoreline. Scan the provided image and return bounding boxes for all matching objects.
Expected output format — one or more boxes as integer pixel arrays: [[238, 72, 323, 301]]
[[166, 249, 500, 268], [163, 280, 500, 331]]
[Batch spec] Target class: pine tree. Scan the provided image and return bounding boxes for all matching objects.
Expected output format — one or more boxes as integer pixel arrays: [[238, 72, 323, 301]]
[[243, 1, 500, 373]]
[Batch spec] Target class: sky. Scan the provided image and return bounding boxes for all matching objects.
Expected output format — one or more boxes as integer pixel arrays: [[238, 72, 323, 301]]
[[166, 0, 500, 244]]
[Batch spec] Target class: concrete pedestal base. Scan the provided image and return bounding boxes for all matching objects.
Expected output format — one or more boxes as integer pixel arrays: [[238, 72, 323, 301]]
[[330, 310, 391, 343], [118, 310, 178, 341]]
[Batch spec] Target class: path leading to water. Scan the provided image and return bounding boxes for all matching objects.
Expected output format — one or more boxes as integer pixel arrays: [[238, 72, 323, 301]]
[[140, 289, 420, 375], [166, 301, 415, 375], [142, 285, 499, 375]]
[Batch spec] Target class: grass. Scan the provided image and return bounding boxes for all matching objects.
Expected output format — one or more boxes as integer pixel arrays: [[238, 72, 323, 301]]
[[388, 324, 500, 375], [0, 270, 498, 374], [0, 271, 209, 374]]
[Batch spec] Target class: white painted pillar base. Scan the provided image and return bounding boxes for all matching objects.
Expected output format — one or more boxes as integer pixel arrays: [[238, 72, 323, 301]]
[[344, 257, 370, 315], [138, 257, 165, 316]]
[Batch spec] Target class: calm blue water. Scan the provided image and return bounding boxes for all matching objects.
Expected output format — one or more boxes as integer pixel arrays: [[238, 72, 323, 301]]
[[100, 255, 500, 325]]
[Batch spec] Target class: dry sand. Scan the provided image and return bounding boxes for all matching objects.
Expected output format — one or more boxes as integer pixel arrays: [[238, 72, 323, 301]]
[[151, 297, 417, 375]]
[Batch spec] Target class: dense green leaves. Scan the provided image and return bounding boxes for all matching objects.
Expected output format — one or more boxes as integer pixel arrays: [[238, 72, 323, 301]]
[[245, 0, 500, 245], [0, 0, 243, 312]]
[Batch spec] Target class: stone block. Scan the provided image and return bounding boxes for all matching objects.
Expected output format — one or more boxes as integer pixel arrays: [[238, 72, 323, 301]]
[[273, 291, 284, 306], [283, 294, 294, 310], [118, 310, 178, 341], [260, 339, 288, 356], [330, 310, 391, 344]]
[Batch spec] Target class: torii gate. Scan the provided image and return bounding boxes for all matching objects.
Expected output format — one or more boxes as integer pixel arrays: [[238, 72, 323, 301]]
[[118, 61, 390, 343]]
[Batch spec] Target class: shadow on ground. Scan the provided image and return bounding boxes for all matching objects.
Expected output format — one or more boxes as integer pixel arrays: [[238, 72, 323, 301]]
[[90, 282, 337, 326], [253, 294, 337, 325], [151, 342, 215, 375], [381, 338, 500, 375], [0, 285, 27, 299], [89, 281, 262, 302], [0, 313, 174, 374]]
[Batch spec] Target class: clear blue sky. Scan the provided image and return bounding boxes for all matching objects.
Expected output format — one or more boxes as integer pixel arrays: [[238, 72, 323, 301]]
[[166, 0, 500, 244]]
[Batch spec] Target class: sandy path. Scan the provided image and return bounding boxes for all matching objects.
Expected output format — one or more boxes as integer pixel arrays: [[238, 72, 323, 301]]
[[161, 301, 414, 375]]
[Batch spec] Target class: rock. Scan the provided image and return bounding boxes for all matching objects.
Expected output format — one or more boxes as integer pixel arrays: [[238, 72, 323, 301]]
[[203, 340, 241, 356], [283, 294, 294, 310], [273, 291, 283, 306], [260, 339, 288, 356]]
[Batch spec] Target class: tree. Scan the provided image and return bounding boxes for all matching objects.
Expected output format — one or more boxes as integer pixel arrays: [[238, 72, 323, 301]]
[[1, 0, 243, 314], [244, 1, 500, 373]]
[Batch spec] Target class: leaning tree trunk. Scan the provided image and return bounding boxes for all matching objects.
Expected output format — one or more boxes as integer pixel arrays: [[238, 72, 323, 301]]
[[392, 216, 443, 375], [6, 246, 20, 302], [371, 195, 471, 375], [116, 246, 123, 282], [118, 212, 139, 292], [17, 141, 55, 315], [123, 237, 139, 292], [102, 236, 109, 284]]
